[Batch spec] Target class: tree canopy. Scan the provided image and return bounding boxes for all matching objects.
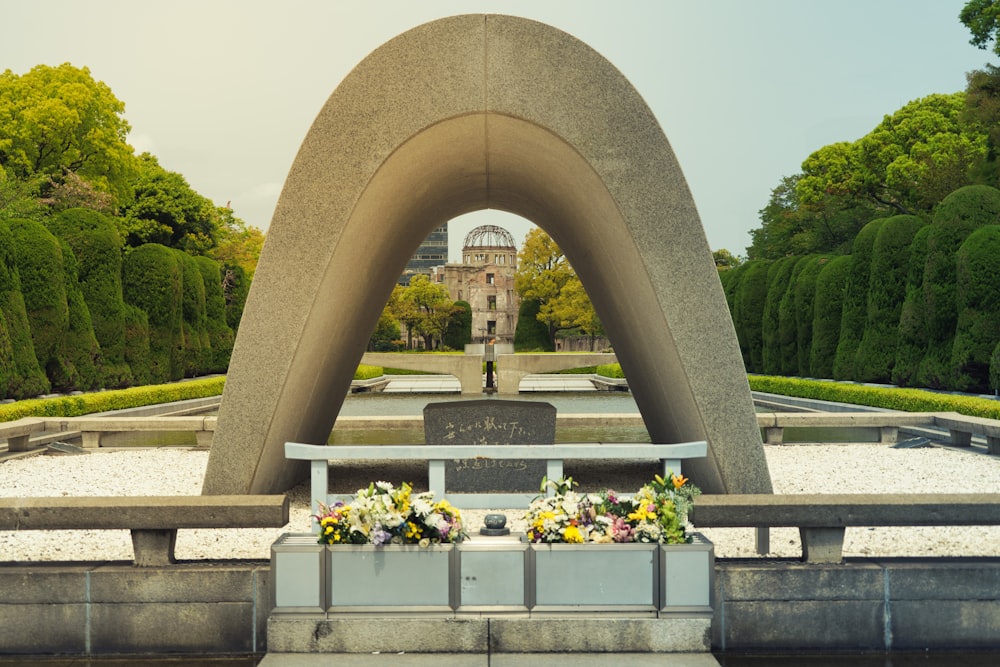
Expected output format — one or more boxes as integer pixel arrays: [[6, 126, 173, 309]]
[[514, 228, 601, 348], [0, 63, 134, 206]]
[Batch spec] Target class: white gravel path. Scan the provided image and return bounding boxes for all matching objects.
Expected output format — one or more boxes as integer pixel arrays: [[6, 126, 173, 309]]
[[2, 443, 1000, 561]]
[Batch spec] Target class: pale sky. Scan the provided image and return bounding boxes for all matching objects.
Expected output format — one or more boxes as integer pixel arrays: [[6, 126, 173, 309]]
[[1, 0, 994, 260]]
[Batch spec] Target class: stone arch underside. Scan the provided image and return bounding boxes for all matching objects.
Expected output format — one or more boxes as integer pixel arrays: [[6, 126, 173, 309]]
[[202, 14, 773, 496]]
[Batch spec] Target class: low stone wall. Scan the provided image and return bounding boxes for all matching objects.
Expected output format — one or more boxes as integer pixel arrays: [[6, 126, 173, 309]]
[[0, 561, 270, 656], [2, 557, 998, 656], [715, 557, 1000, 651]]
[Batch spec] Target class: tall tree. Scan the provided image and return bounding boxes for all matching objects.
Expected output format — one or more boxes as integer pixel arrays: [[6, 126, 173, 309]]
[[395, 274, 456, 350], [513, 228, 602, 348], [121, 153, 220, 253], [798, 94, 986, 217], [960, 0, 1000, 56], [0, 63, 135, 205]]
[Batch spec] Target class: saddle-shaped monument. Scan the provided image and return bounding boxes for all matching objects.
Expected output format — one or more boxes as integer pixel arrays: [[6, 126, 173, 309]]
[[202, 14, 772, 498]]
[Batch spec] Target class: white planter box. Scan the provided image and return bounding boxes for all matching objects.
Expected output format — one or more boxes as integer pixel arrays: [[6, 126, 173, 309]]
[[270, 533, 326, 613], [457, 536, 529, 611], [270, 533, 714, 616], [660, 533, 714, 613], [326, 543, 455, 612], [530, 542, 660, 612]]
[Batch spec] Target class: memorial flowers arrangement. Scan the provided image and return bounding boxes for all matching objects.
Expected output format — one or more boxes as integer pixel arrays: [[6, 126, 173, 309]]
[[314, 481, 466, 546], [524, 473, 700, 545]]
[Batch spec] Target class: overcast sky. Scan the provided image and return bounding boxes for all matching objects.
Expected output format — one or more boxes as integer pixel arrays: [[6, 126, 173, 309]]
[[2, 0, 994, 260]]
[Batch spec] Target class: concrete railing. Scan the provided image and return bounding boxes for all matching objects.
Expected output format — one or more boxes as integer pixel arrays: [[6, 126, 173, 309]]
[[756, 410, 1000, 453], [690, 492, 1000, 563], [1, 494, 288, 566], [360, 351, 618, 395], [1, 415, 218, 452]]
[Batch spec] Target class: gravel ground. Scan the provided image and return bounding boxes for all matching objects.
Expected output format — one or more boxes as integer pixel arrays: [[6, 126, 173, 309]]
[[2, 443, 1000, 561]]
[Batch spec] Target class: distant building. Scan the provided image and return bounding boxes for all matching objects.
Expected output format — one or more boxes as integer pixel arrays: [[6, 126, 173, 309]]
[[432, 225, 520, 345], [399, 222, 448, 285]]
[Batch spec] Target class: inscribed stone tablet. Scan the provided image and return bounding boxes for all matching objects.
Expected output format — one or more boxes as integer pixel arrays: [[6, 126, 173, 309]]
[[423, 399, 556, 493]]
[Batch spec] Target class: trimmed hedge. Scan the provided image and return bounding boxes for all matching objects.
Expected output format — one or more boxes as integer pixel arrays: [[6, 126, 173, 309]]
[[917, 186, 1000, 388], [951, 225, 1000, 392], [0, 376, 226, 422], [792, 256, 829, 376], [892, 224, 933, 387], [179, 251, 210, 377], [833, 217, 886, 380], [733, 260, 771, 373], [514, 298, 553, 352], [194, 255, 234, 372], [0, 220, 49, 399], [48, 208, 132, 389], [122, 244, 184, 383], [596, 363, 624, 379], [809, 255, 850, 379], [761, 257, 795, 375], [749, 374, 1000, 420], [855, 215, 925, 383]]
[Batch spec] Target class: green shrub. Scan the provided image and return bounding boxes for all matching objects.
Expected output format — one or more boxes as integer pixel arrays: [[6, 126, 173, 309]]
[[179, 251, 211, 377], [8, 218, 101, 392], [48, 208, 131, 388], [918, 186, 1000, 388], [596, 363, 624, 378], [810, 256, 851, 378], [354, 364, 383, 381], [761, 257, 796, 375], [0, 220, 48, 399], [194, 256, 234, 372], [951, 226, 1000, 392], [833, 217, 886, 380], [749, 374, 1000, 419], [854, 215, 925, 383], [122, 244, 184, 383], [777, 256, 815, 376], [57, 237, 101, 391], [221, 262, 249, 332], [0, 376, 226, 422], [893, 225, 933, 387], [733, 260, 771, 372], [123, 303, 151, 386], [792, 256, 830, 376], [514, 298, 553, 351], [991, 341, 1000, 393], [442, 300, 472, 350], [719, 262, 748, 321]]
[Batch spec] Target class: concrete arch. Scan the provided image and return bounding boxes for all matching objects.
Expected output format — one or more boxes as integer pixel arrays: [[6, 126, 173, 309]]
[[203, 14, 772, 496]]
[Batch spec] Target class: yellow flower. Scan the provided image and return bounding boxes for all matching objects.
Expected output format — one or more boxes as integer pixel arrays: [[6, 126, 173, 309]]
[[405, 521, 421, 539], [672, 474, 688, 489], [563, 525, 584, 543]]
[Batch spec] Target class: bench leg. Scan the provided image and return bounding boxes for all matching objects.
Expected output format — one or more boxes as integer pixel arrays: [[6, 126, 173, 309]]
[[7, 435, 30, 452], [878, 426, 898, 444], [195, 431, 213, 448], [756, 527, 770, 555], [989, 436, 1000, 456], [949, 429, 973, 447], [81, 431, 101, 448], [765, 427, 784, 445], [131, 529, 177, 567], [799, 527, 845, 564]]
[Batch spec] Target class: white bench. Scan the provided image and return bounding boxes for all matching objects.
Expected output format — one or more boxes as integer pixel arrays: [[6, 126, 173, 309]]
[[284, 441, 707, 531]]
